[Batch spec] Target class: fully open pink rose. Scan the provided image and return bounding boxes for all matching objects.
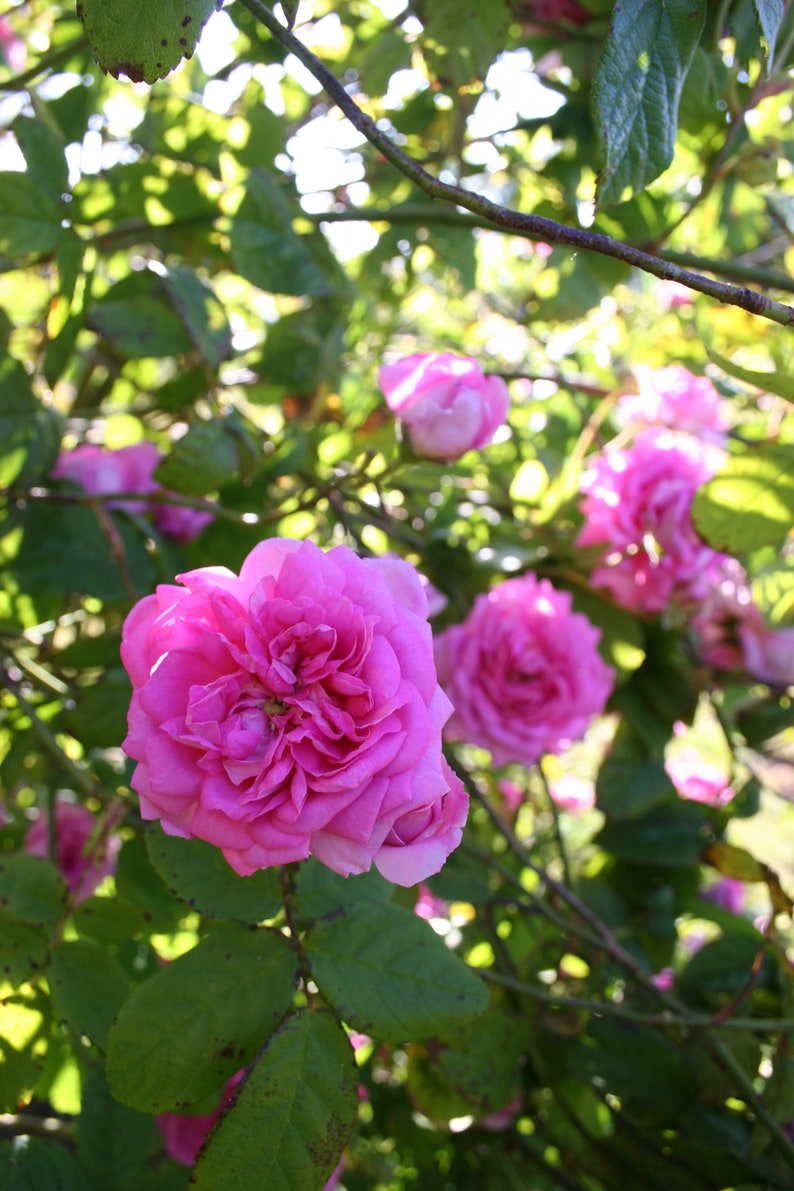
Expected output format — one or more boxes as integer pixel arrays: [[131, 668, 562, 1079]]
[[24, 799, 120, 903], [53, 442, 213, 542], [379, 352, 510, 461], [121, 540, 467, 885], [615, 366, 729, 443], [435, 574, 614, 767], [577, 429, 727, 614]]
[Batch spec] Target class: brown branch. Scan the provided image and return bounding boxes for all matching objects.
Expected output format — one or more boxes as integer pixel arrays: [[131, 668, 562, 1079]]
[[236, 0, 794, 328]]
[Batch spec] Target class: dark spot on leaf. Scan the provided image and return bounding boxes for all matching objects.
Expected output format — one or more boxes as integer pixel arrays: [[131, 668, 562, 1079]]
[[3, 966, 9, 974], [161, 39, 168, 46], [215, 1043, 238, 1061], [179, 38, 187, 46], [225, 953, 231, 960], [182, 14, 193, 25], [117, 61, 147, 84]]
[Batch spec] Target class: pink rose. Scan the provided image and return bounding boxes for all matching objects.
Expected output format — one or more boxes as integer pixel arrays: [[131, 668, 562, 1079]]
[[414, 883, 450, 921], [665, 750, 734, 808], [658, 281, 694, 310], [121, 539, 467, 886], [52, 443, 213, 542], [435, 574, 614, 767], [378, 352, 510, 461], [24, 799, 120, 903], [690, 558, 764, 672], [53, 443, 161, 515], [615, 366, 729, 444], [577, 429, 727, 614]]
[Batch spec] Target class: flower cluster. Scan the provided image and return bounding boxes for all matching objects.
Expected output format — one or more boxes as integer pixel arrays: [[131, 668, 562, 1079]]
[[121, 539, 467, 886], [379, 352, 510, 461], [435, 574, 614, 767], [53, 442, 213, 543]]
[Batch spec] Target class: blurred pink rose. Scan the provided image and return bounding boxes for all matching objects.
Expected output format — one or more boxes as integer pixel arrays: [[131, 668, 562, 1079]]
[[658, 281, 694, 310], [0, 17, 26, 72], [414, 882, 449, 921], [121, 539, 467, 886], [480, 1094, 523, 1131], [548, 774, 596, 815], [702, 876, 744, 915], [379, 352, 510, 461], [691, 559, 794, 685], [651, 967, 675, 991], [522, 0, 591, 25], [52, 443, 213, 542], [157, 1071, 244, 1167], [577, 429, 727, 614], [739, 620, 794, 687], [665, 750, 734, 808], [497, 779, 525, 817], [435, 574, 614, 767], [615, 366, 729, 444], [24, 799, 120, 903]]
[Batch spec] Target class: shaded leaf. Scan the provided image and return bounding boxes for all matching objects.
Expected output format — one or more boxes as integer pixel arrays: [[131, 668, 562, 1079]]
[[305, 901, 488, 1040], [107, 926, 298, 1112], [0, 1138, 82, 1191], [0, 173, 62, 256], [153, 421, 239, 496], [49, 939, 130, 1052], [146, 828, 283, 924], [191, 1010, 357, 1190], [0, 853, 67, 926], [76, 1064, 156, 1191]]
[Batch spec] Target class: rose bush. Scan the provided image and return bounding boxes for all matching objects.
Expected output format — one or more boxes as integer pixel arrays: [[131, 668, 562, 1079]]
[[53, 442, 213, 542], [378, 352, 510, 461], [121, 539, 467, 885], [435, 574, 614, 766], [24, 798, 120, 903]]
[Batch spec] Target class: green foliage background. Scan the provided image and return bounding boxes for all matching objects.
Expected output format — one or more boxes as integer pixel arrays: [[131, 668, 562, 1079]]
[[2, 0, 794, 1187]]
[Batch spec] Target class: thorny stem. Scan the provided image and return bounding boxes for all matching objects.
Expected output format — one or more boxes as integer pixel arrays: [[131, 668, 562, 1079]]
[[237, 0, 794, 327]]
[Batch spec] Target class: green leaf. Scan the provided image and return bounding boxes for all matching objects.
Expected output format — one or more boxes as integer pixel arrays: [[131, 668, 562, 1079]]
[[0, 911, 50, 990], [594, 0, 707, 207], [87, 296, 194, 359], [49, 939, 130, 1052], [161, 265, 232, 370], [751, 0, 785, 73], [410, 1009, 523, 1121], [145, 827, 283, 924], [106, 926, 298, 1112], [293, 856, 393, 921], [691, 445, 794, 553], [72, 895, 148, 943], [230, 169, 336, 298], [0, 985, 51, 1113], [257, 304, 346, 395], [596, 720, 677, 822], [421, 0, 510, 87], [0, 1138, 83, 1191], [13, 115, 69, 202], [706, 345, 794, 401], [305, 902, 488, 1040], [77, 0, 220, 84], [0, 356, 63, 487], [76, 1064, 156, 1191], [153, 421, 239, 496], [595, 802, 711, 867], [0, 853, 67, 925], [0, 173, 62, 256], [191, 1010, 358, 1191]]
